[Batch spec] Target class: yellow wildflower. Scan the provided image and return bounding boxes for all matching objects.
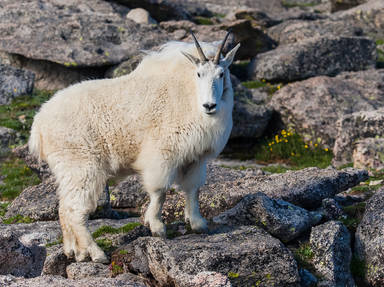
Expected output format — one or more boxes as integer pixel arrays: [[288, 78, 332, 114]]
[[314, 143, 318, 147], [285, 140, 288, 143], [325, 148, 329, 152], [291, 152, 295, 156], [270, 148, 273, 151], [281, 130, 286, 135], [304, 145, 308, 149]]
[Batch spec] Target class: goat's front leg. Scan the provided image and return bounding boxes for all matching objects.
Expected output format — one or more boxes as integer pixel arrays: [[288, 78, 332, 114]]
[[144, 188, 167, 237], [177, 161, 208, 233]]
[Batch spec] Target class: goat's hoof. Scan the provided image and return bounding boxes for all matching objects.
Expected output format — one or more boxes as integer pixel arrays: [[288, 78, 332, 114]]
[[190, 217, 208, 233], [90, 245, 109, 264], [150, 221, 166, 238], [75, 250, 90, 262]]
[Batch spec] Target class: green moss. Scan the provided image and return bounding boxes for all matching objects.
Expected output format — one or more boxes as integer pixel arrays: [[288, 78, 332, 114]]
[[0, 156, 41, 200], [0, 89, 53, 141], [119, 249, 128, 255], [376, 39, 384, 46], [228, 271, 240, 279], [194, 16, 214, 25], [110, 261, 124, 276], [213, 13, 226, 18], [341, 202, 366, 233], [3, 214, 34, 224], [242, 80, 282, 95], [45, 237, 63, 247], [281, 0, 319, 8], [96, 238, 113, 252], [92, 222, 141, 238], [293, 242, 315, 273], [0, 202, 9, 217]]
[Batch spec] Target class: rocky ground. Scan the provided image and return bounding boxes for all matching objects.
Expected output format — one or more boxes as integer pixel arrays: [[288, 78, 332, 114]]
[[1, 0, 384, 286]]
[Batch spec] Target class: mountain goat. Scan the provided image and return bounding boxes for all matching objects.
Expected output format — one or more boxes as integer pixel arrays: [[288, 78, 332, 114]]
[[29, 32, 240, 263]]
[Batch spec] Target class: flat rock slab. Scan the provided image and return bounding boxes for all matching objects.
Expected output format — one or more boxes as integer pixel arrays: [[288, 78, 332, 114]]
[[251, 36, 376, 82], [112, 226, 301, 287], [355, 188, 384, 286], [0, 274, 146, 287], [213, 192, 322, 242], [0, 0, 170, 67], [333, 108, 384, 167], [149, 165, 367, 223], [270, 69, 384, 147], [0, 64, 34, 105], [310, 221, 355, 286], [0, 218, 140, 247]]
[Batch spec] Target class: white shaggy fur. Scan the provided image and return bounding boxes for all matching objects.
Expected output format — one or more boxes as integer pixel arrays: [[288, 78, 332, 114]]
[[29, 40, 239, 263]]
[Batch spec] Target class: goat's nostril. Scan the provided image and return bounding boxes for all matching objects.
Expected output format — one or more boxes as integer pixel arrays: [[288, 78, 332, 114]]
[[203, 103, 217, 111]]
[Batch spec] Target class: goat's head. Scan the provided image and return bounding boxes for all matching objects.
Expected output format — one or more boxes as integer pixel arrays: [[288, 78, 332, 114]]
[[181, 31, 240, 115]]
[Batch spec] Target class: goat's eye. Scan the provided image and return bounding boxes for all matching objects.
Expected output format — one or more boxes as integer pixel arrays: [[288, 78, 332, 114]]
[[197, 72, 201, 78], [219, 72, 224, 78]]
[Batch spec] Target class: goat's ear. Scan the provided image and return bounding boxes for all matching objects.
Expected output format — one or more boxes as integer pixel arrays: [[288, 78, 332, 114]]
[[221, 43, 241, 68], [181, 51, 200, 65]]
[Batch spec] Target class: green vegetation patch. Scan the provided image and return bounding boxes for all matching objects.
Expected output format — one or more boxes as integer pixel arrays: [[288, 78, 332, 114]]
[[3, 214, 34, 224], [92, 222, 141, 239], [0, 156, 41, 200], [46, 237, 63, 247], [293, 242, 315, 273], [194, 16, 214, 25], [0, 202, 9, 217], [340, 202, 366, 233], [0, 89, 53, 142], [96, 238, 114, 252], [242, 80, 283, 95], [281, 0, 319, 8], [255, 130, 333, 172]]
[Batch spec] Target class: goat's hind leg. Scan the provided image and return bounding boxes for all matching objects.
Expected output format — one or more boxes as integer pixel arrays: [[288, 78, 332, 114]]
[[57, 167, 108, 263]]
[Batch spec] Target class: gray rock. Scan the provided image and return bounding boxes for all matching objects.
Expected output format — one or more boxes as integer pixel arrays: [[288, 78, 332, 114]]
[[42, 247, 73, 277], [251, 36, 376, 82], [299, 268, 317, 287], [271, 69, 384, 148], [353, 137, 384, 170], [0, 230, 44, 278], [191, 271, 232, 287], [227, 8, 280, 28], [321, 198, 345, 221], [0, 274, 147, 286], [126, 8, 157, 24], [213, 192, 321, 242], [0, 52, 107, 91], [112, 226, 301, 287], [355, 188, 384, 286], [310, 221, 355, 286], [0, 64, 34, 105], [0, 127, 16, 155], [0, 0, 170, 67], [231, 82, 273, 138], [0, 218, 140, 247], [267, 18, 365, 45], [143, 164, 367, 224], [110, 175, 147, 209], [333, 108, 384, 167], [4, 178, 58, 221], [66, 262, 109, 280]]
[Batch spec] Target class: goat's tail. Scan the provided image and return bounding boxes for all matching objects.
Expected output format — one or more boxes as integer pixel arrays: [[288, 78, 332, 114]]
[[28, 120, 44, 162]]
